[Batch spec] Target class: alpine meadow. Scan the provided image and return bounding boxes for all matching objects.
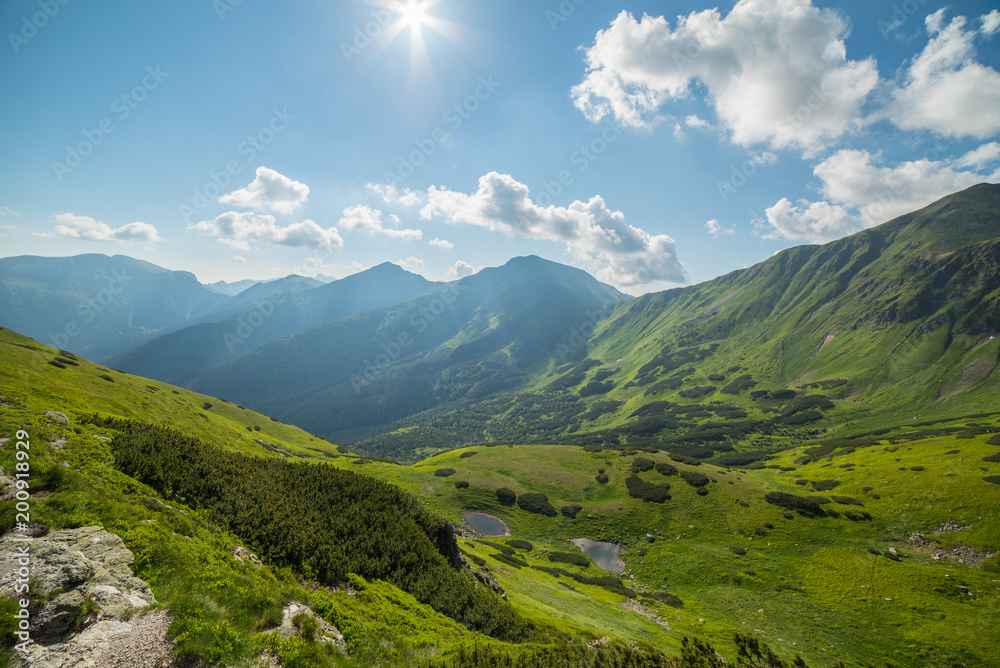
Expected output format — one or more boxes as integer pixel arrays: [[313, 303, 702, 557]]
[[2, 0, 1000, 667]]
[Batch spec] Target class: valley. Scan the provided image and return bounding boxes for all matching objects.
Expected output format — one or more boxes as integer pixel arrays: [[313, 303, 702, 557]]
[[0, 186, 998, 667]]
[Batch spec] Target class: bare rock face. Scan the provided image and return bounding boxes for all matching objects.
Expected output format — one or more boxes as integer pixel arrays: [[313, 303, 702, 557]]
[[0, 526, 171, 667]]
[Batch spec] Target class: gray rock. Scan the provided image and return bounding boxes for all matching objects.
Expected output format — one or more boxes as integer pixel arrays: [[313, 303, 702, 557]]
[[36, 589, 85, 638], [43, 411, 70, 425], [265, 601, 345, 653]]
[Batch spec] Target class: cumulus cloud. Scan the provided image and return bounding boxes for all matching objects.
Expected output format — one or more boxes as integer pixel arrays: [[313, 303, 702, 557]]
[[705, 219, 735, 237], [188, 212, 343, 250], [219, 167, 310, 214], [365, 182, 422, 208], [419, 172, 686, 287], [880, 10, 1000, 138], [956, 142, 1000, 170], [396, 256, 424, 272], [47, 213, 162, 245], [758, 148, 994, 242], [571, 0, 878, 152], [429, 237, 454, 249], [446, 260, 476, 279], [983, 10, 1000, 36], [230, 256, 247, 266], [339, 205, 422, 240]]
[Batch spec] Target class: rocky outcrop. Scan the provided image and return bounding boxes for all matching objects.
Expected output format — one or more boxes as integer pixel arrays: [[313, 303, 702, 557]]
[[0, 526, 171, 667], [264, 601, 346, 653]]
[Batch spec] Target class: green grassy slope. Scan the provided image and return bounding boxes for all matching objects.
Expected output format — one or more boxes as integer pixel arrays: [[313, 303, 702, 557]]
[[350, 184, 1000, 462]]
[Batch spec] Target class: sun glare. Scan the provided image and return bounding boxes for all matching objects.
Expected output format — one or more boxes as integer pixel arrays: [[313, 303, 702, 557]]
[[398, 1, 427, 29]]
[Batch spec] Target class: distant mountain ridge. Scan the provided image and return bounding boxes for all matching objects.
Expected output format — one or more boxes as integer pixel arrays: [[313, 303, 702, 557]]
[[111, 262, 441, 383]]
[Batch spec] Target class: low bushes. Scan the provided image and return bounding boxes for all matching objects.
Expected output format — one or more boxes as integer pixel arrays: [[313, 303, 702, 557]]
[[547, 551, 590, 567], [810, 479, 840, 491], [517, 492, 557, 516], [625, 474, 671, 503], [679, 470, 709, 488], [654, 462, 677, 476], [631, 457, 655, 473], [764, 491, 830, 518], [454, 481, 470, 489], [434, 468, 456, 477], [560, 504, 583, 519], [459, 451, 478, 459], [641, 591, 683, 609], [496, 488, 517, 506], [506, 539, 533, 551]]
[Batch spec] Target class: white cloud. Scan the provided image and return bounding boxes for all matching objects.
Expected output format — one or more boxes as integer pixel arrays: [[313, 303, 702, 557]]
[[419, 172, 686, 287], [230, 256, 247, 266], [396, 256, 424, 272], [189, 212, 343, 250], [758, 147, 993, 242], [685, 115, 711, 129], [365, 182, 422, 208], [571, 1, 879, 153], [981, 9, 1000, 36], [955, 142, 1000, 170], [348, 260, 368, 274], [0, 206, 19, 217], [429, 237, 454, 249], [219, 167, 310, 215], [47, 213, 162, 245], [880, 11, 1000, 138], [705, 219, 735, 237], [339, 205, 422, 240], [749, 151, 777, 167], [446, 260, 476, 279], [762, 198, 860, 243]]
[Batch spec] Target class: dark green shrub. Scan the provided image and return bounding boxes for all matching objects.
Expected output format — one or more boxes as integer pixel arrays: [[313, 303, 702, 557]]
[[668, 453, 701, 466], [729, 546, 746, 555], [810, 479, 840, 491], [830, 496, 863, 506], [434, 468, 456, 477], [910, 466, 925, 471], [595, 473, 609, 484], [982, 475, 1000, 485], [982, 452, 1000, 463], [491, 552, 527, 569], [547, 551, 589, 567], [655, 462, 677, 476], [625, 474, 671, 503], [680, 386, 716, 399], [631, 457, 655, 473], [695, 487, 709, 496], [721, 374, 757, 394], [764, 491, 830, 518], [780, 409, 824, 425], [48, 360, 66, 369], [203, 402, 212, 409], [708, 374, 725, 381], [981, 555, 1000, 573], [642, 591, 683, 608], [496, 487, 517, 506], [517, 492, 557, 516], [459, 451, 478, 458], [560, 504, 583, 519], [987, 435, 1000, 446], [98, 374, 114, 382], [454, 480, 470, 489], [506, 539, 533, 551], [679, 470, 709, 488], [844, 509, 872, 521]]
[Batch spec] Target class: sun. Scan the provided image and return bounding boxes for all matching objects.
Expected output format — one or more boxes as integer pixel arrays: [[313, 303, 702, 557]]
[[397, 0, 427, 29]]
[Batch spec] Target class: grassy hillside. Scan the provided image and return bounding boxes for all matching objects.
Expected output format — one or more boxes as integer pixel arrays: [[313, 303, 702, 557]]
[[349, 184, 1000, 462]]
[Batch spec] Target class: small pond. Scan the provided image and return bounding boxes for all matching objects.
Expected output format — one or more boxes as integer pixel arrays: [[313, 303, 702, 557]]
[[571, 538, 624, 574], [463, 512, 510, 536]]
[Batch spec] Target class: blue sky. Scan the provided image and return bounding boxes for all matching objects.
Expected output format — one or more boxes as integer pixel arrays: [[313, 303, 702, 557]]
[[1, 0, 998, 292]]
